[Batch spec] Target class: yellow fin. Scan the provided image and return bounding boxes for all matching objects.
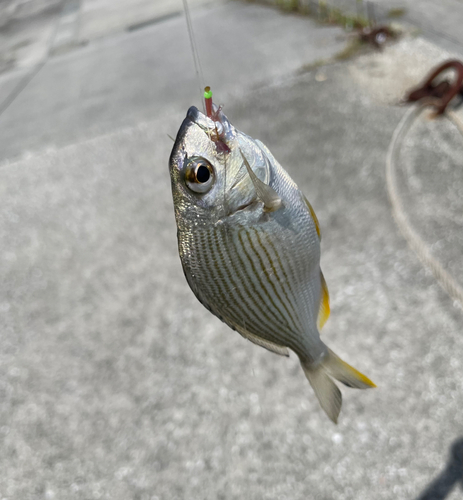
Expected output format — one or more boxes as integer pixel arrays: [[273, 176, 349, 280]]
[[303, 195, 321, 240], [317, 272, 330, 331], [326, 349, 376, 388], [299, 348, 375, 423]]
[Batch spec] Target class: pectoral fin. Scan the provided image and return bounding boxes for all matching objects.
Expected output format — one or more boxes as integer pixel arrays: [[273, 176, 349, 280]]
[[317, 271, 330, 330], [239, 149, 282, 212]]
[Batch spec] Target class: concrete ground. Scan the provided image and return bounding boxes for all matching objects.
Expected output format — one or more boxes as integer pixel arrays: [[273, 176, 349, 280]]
[[1, 1, 463, 500]]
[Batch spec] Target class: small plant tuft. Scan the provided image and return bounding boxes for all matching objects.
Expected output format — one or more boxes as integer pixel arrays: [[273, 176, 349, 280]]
[[387, 7, 406, 18]]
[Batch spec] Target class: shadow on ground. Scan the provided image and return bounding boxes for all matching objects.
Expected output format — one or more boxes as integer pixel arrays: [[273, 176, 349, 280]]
[[416, 437, 463, 500]]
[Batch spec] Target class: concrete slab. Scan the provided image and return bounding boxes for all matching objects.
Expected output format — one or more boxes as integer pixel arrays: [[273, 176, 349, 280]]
[[372, 0, 463, 51], [258, 0, 463, 53], [0, 66, 29, 98], [0, 2, 346, 163], [0, 0, 62, 73], [1, 25, 463, 499], [78, 0, 218, 42]]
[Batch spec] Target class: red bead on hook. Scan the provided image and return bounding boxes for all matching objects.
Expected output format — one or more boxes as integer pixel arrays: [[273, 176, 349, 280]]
[[204, 86, 213, 118]]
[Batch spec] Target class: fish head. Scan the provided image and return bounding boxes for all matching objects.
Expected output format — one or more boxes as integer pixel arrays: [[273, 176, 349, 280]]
[[169, 106, 273, 225]]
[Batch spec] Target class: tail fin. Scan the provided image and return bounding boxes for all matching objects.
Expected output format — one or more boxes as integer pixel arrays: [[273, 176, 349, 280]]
[[300, 349, 376, 424]]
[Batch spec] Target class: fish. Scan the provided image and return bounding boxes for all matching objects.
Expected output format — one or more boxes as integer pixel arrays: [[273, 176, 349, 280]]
[[168, 104, 375, 423]]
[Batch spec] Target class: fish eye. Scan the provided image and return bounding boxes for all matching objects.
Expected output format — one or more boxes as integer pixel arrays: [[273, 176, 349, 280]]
[[196, 165, 210, 183], [184, 158, 215, 194]]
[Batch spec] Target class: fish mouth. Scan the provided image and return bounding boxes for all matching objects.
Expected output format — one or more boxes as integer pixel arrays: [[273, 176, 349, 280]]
[[171, 108, 201, 154], [176, 110, 196, 139], [186, 106, 200, 122], [174, 106, 207, 142], [169, 106, 216, 175]]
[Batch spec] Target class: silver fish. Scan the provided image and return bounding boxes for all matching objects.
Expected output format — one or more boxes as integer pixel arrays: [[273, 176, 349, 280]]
[[169, 105, 375, 423]]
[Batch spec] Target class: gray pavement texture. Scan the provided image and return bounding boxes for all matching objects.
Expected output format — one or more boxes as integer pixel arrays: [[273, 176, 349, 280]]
[[1, 1, 463, 500], [0, 0, 216, 72], [0, 1, 346, 162], [0, 0, 62, 72], [372, 0, 463, 51]]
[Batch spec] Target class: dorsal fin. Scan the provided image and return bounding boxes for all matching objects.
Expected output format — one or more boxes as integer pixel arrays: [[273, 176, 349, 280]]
[[303, 195, 321, 240], [317, 271, 330, 330]]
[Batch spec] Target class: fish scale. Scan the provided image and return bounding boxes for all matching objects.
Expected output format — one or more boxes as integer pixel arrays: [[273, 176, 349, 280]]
[[214, 226, 291, 346], [250, 228, 302, 330], [169, 105, 375, 423], [238, 229, 299, 333]]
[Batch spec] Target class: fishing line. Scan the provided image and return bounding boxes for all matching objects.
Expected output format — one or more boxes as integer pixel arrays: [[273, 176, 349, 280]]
[[182, 0, 206, 113], [448, 109, 463, 136], [183, 29, 224, 213], [177, 10, 275, 426], [180, 2, 221, 206], [181, 1, 236, 215], [386, 104, 463, 308]]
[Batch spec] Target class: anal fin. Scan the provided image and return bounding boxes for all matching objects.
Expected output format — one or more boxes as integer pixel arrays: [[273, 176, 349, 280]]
[[236, 327, 289, 357]]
